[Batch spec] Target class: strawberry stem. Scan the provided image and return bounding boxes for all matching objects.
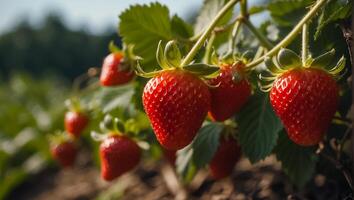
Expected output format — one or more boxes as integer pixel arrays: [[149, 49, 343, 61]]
[[301, 23, 310, 66], [226, 19, 242, 56], [242, 17, 273, 50], [202, 33, 216, 64], [180, 0, 239, 67], [240, 0, 248, 18], [245, 0, 328, 69]]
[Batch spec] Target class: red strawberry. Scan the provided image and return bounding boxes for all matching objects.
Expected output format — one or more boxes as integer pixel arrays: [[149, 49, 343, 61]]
[[100, 135, 141, 181], [209, 136, 241, 179], [64, 111, 89, 138], [208, 63, 251, 121], [143, 70, 211, 150], [51, 141, 77, 167], [162, 148, 177, 166], [270, 68, 339, 146], [100, 53, 134, 86]]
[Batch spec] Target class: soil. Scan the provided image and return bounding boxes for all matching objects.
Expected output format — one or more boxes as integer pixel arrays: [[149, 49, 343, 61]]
[[8, 152, 353, 200]]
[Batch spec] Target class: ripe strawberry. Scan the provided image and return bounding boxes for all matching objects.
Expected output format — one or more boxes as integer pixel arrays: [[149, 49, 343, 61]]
[[208, 63, 251, 121], [162, 148, 176, 166], [100, 135, 141, 181], [209, 136, 241, 179], [64, 111, 89, 138], [143, 70, 211, 150], [100, 53, 134, 86], [51, 141, 77, 167], [270, 68, 339, 146]]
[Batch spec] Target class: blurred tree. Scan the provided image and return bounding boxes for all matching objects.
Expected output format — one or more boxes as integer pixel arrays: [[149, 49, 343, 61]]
[[0, 14, 120, 81]]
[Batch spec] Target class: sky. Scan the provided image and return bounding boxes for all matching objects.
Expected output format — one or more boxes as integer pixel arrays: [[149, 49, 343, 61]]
[[0, 0, 264, 35], [0, 0, 203, 35]]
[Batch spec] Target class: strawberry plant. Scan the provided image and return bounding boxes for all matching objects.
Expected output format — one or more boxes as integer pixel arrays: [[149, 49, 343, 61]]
[[3, 0, 351, 199], [55, 0, 352, 197]]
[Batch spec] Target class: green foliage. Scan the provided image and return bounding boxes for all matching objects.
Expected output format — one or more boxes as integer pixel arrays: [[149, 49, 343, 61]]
[[171, 15, 194, 39], [315, 0, 353, 39], [274, 131, 318, 187], [0, 74, 68, 199], [267, 0, 313, 27], [237, 91, 283, 163], [194, 0, 233, 34], [94, 84, 135, 114], [119, 3, 174, 70], [176, 123, 223, 182]]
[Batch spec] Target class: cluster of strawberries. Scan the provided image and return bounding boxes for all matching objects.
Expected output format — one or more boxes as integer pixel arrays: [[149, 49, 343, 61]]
[[51, 44, 340, 182]]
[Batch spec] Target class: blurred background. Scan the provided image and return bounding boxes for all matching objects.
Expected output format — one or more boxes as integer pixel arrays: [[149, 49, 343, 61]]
[[0, 0, 206, 80]]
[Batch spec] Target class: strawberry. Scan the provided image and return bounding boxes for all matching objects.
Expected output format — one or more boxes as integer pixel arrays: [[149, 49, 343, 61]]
[[162, 148, 176, 166], [64, 111, 89, 138], [208, 63, 251, 121], [270, 68, 339, 146], [100, 53, 134, 86], [51, 141, 77, 167], [100, 135, 141, 181], [209, 136, 241, 179], [143, 70, 211, 150]]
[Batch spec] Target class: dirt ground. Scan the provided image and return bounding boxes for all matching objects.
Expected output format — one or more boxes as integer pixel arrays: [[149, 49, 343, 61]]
[[8, 151, 353, 200]]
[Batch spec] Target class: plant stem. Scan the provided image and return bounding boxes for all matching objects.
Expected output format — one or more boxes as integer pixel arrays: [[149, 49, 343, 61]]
[[243, 17, 273, 50], [181, 0, 239, 66], [302, 23, 309, 66], [203, 33, 216, 64], [226, 19, 242, 56], [240, 0, 248, 18], [245, 0, 328, 69]]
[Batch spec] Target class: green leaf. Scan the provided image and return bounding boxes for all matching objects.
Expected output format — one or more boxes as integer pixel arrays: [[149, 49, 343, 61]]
[[192, 123, 222, 167], [176, 122, 223, 182], [194, 0, 233, 34], [96, 84, 135, 113], [274, 130, 318, 187], [277, 48, 301, 68], [184, 63, 220, 75], [237, 91, 283, 163], [119, 3, 173, 70], [248, 5, 266, 15], [315, 0, 353, 40], [171, 15, 194, 39], [267, 0, 313, 27]]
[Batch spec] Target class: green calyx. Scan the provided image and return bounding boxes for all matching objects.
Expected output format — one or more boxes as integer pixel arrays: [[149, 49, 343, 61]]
[[109, 41, 142, 73], [65, 98, 84, 113], [101, 115, 126, 134], [48, 130, 75, 147], [95, 115, 141, 141], [134, 40, 220, 79], [221, 120, 238, 141], [259, 48, 347, 92]]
